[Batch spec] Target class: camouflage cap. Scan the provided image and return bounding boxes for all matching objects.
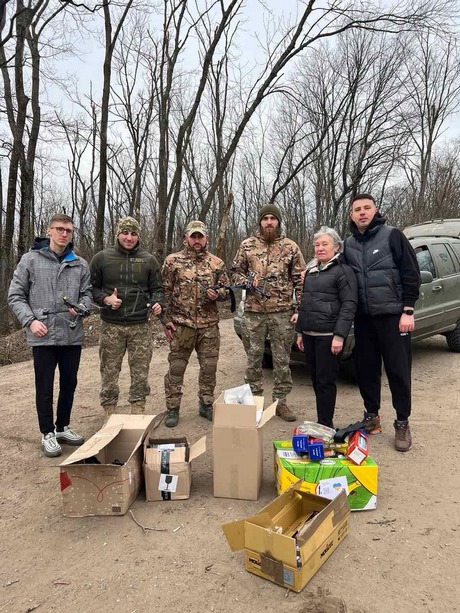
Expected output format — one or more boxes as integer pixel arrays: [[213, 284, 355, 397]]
[[116, 216, 141, 236], [185, 220, 208, 236]]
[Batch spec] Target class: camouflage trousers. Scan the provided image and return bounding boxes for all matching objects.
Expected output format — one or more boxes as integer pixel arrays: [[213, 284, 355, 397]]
[[164, 324, 220, 411], [241, 310, 293, 401], [99, 320, 153, 407]]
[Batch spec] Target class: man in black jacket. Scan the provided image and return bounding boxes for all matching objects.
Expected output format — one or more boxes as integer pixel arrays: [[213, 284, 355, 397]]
[[343, 194, 421, 451], [90, 217, 163, 415]]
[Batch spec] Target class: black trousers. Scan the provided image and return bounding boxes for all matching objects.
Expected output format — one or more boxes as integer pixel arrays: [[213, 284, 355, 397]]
[[32, 346, 82, 434], [303, 334, 339, 429], [353, 314, 412, 421]]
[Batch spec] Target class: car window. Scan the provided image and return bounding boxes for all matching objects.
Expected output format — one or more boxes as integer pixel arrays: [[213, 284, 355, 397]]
[[450, 240, 460, 265], [430, 243, 457, 277], [415, 247, 436, 278]]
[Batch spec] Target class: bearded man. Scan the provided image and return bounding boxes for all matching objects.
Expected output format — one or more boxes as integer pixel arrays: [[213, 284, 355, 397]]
[[231, 204, 306, 421]]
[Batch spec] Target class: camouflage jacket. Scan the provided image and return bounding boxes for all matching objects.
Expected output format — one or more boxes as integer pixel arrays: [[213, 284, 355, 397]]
[[231, 233, 306, 313], [162, 245, 230, 329]]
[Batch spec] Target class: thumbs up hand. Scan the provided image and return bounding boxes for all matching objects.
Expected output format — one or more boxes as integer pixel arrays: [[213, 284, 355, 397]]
[[105, 287, 122, 310]]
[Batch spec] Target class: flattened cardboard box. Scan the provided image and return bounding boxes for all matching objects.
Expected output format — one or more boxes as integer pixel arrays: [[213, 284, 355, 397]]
[[222, 483, 350, 592], [143, 435, 206, 501], [274, 441, 378, 511], [213, 393, 277, 500], [60, 414, 163, 517]]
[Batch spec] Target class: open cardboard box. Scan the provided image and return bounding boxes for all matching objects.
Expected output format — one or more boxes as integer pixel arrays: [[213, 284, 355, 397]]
[[222, 482, 350, 592], [213, 393, 277, 500], [274, 440, 378, 511], [60, 414, 163, 517], [143, 435, 206, 501]]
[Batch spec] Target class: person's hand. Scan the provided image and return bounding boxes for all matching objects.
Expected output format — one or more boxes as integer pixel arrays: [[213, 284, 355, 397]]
[[105, 288, 122, 310], [206, 288, 219, 301], [164, 321, 176, 341], [30, 320, 48, 337], [296, 335, 304, 352], [67, 307, 78, 317], [290, 313, 298, 324], [399, 313, 415, 333], [149, 302, 162, 316], [331, 337, 343, 355], [300, 270, 306, 283]]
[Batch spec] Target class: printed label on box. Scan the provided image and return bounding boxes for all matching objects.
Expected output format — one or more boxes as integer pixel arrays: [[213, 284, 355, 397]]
[[157, 444, 177, 451], [277, 450, 299, 459], [317, 476, 348, 500], [158, 473, 178, 493]]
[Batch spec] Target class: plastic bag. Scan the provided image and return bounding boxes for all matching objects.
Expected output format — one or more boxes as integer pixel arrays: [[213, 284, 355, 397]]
[[294, 421, 336, 440], [223, 383, 254, 405]]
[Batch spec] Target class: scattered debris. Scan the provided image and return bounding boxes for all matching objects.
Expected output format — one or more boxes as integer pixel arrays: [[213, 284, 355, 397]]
[[129, 510, 167, 533], [366, 518, 396, 526], [4, 579, 19, 587], [52, 579, 71, 586], [24, 605, 41, 613]]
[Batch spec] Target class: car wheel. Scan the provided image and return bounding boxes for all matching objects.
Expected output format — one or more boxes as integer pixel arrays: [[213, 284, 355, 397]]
[[445, 322, 460, 352], [262, 352, 273, 369]]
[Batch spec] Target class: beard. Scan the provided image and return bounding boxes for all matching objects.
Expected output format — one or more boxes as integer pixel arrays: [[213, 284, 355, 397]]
[[260, 225, 279, 243]]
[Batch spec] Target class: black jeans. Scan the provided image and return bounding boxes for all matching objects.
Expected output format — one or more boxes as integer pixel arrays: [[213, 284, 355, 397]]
[[303, 334, 340, 429], [353, 314, 412, 421], [32, 345, 82, 434]]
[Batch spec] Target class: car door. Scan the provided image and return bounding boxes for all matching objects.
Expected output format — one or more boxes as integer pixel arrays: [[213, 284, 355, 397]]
[[412, 241, 440, 338], [413, 238, 460, 338]]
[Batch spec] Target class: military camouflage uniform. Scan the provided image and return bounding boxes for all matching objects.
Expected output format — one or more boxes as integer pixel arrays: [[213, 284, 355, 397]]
[[90, 223, 163, 414], [162, 245, 229, 411], [232, 232, 306, 402]]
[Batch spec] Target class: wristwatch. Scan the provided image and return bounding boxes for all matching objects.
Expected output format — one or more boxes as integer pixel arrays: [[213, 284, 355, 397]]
[[403, 309, 414, 316]]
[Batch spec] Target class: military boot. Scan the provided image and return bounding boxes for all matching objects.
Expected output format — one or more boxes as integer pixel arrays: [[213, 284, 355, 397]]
[[130, 400, 146, 414], [165, 409, 179, 428], [103, 404, 117, 416], [276, 401, 297, 422], [198, 399, 213, 422]]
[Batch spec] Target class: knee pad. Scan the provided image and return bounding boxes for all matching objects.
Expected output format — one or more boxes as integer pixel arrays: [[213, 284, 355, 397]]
[[170, 359, 188, 377]]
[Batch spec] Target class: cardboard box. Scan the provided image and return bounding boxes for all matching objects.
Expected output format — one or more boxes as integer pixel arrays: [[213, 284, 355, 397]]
[[274, 440, 378, 511], [60, 414, 163, 517], [213, 393, 277, 500], [222, 482, 350, 592], [143, 435, 206, 501]]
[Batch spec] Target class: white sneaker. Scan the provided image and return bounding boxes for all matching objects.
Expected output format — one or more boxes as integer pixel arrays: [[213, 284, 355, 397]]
[[55, 426, 84, 446], [42, 432, 62, 457]]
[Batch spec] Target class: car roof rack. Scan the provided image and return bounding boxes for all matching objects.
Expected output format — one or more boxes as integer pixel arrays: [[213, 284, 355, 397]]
[[403, 219, 460, 239]]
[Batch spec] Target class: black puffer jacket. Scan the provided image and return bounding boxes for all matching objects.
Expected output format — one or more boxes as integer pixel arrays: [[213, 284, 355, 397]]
[[296, 254, 358, 339]]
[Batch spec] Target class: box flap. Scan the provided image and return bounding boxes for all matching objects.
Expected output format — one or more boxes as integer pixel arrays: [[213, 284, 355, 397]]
[[60, 424, 123, 466], [222, 518, 247, 551], [189, 435, 207, 462], [257, 400, 277, 428], [107, 412, 164, 431]]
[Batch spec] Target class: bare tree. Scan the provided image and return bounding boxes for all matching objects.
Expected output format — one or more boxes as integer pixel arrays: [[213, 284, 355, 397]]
[[400, 31, 460, 215]]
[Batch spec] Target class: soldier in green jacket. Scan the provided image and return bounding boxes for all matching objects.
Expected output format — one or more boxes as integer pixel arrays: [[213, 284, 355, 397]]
[[90, 217, 164, 415]]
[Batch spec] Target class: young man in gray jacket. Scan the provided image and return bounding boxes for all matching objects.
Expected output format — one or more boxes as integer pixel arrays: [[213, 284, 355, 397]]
[[8, 213, 92, 457]]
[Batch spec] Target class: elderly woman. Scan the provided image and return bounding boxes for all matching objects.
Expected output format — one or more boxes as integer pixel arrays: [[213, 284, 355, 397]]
[[295, 227, 358, 428]]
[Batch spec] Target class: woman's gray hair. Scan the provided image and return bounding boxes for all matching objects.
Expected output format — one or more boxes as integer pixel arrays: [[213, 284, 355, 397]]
[[313, 226, 343, 252]]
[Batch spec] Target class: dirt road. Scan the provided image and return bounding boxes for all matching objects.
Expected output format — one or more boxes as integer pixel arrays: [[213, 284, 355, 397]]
[[1, 318, 459, 613]]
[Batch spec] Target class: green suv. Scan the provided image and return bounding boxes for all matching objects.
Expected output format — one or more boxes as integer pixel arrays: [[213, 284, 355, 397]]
[[233, 218, 460, 364]]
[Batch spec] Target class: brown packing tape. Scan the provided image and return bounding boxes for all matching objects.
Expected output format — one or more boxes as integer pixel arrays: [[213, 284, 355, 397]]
[[332, 491, 349, 526], [228, 428, 241, 498], [229, 463, 239, 498], [260, 553, 285, 586]]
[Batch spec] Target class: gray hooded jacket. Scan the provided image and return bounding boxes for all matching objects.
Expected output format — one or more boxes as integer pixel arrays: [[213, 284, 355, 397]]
[[8, 238, 92, 346]]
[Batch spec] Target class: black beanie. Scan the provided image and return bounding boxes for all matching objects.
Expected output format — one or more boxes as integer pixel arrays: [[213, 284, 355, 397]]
[[259, 203, 282, 225]]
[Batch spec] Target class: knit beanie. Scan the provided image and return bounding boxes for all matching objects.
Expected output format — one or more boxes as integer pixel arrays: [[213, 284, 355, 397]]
[[258, 203, 282, 225], [116, 216, 141, 236]]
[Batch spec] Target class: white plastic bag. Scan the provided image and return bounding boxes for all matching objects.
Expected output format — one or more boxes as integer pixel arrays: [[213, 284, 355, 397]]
[[223, 383, 254, 405]]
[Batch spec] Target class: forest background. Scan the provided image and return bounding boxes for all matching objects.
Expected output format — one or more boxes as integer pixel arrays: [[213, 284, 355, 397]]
[[1, 0, 460, 334]]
